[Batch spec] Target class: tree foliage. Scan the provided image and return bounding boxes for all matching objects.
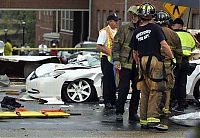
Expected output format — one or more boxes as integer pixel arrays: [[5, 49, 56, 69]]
[[0, 10, 36, 47]]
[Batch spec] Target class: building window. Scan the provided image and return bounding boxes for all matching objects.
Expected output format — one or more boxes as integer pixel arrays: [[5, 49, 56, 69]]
[[61, 11, 74, 32], [192, 14, 200, 29], [97, 10, 101, 31], [102, 10, 107, 27], [38, 11, 41, 20]]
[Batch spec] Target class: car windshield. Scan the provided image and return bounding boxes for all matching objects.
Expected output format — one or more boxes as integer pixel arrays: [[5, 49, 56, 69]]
[[68, 53, 100, 67], [81, 43, 96, 48]]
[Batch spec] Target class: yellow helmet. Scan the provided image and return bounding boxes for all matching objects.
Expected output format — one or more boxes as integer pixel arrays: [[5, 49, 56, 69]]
[[127, 6, 139, 15]]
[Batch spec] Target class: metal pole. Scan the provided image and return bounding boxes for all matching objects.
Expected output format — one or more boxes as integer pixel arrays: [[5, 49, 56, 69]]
[[22, 26, 25, 46], [56, 10, 58, 33], [4, 29, 8, 43], [22, 21, 26, 46], [88, 0, 92, 41], [186, 8, 191, 29], [124, 0, 127, 22]]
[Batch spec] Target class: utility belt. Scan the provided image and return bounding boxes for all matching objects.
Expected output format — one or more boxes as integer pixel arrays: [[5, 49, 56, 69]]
[[137, 55, 167, 92], [138, 55, 167, 83]]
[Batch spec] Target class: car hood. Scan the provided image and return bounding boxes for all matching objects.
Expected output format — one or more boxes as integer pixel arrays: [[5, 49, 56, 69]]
[[34, 54, 100, 77]]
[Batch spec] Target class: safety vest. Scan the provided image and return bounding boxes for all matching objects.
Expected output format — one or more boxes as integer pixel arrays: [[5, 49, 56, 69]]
[[176, 31, 195, 56], [99, 26, 116, 62]]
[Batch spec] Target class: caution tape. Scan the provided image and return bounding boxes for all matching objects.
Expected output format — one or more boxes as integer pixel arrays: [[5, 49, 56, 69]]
[[13, 47, 97, 51]]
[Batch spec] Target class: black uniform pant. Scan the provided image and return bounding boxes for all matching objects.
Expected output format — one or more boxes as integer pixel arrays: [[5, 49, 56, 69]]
[[116, 62, 140, 117], [172, 57, 189, 107], [101, 56, 116, 105]]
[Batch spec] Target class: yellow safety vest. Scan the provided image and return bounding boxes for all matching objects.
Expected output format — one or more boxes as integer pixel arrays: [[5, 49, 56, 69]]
[[176, 31, 195, 56], [99, 26, 115, 62]]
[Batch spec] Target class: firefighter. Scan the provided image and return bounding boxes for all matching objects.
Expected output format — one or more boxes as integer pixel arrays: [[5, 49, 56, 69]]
[[131, 3, 174, 131], [154, 10, 183, 116], [112, 5, 140, 122], [96, 13, 120, 109], [171, 18, 196, 112]]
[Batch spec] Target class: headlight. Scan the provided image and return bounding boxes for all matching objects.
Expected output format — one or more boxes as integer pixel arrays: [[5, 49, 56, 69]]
[[40, 70, 65, 78], [30, 71, 38, 80]]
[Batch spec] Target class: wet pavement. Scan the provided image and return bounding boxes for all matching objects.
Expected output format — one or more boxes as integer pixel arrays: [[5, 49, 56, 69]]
[[0, 83, 195, 138]]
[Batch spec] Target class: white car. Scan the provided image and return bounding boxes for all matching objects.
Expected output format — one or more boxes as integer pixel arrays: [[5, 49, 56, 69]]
[[186, 59, 200, 101], [26, 54, 103, 103], [25, 52, 200, 103]]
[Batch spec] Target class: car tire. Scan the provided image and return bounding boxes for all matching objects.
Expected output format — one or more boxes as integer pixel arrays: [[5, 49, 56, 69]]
[[193, 80, 200, 100], [61, 79, 98, 103]]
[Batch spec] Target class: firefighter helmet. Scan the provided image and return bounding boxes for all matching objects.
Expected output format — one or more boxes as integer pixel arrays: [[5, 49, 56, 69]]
[[155, 10, 171, 24], [138, 3, 156, 19], [127, 5, 139, 15]]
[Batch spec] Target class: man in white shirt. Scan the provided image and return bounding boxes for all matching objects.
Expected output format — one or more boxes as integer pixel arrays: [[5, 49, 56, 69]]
[[38, 40, 48, 56], [96, 13, 120, 109]]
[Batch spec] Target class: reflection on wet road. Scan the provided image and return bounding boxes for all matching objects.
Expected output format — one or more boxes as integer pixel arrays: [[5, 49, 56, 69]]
[[0, 83, 191, 137]]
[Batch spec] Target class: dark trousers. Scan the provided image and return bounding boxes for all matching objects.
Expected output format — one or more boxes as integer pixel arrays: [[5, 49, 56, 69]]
[[101, 56, 116, 105], [173, 57, 189, 107], [116, 62, 140, 117]]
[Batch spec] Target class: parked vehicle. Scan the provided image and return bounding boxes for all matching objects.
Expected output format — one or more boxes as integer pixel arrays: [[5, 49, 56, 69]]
[[26, 53, 102, 103], [186, 59, 200, 102], [25, 52, 200, 103]]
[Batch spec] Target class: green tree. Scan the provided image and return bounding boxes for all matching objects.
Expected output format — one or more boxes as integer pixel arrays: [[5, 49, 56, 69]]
[[0, 10, 36, 47]]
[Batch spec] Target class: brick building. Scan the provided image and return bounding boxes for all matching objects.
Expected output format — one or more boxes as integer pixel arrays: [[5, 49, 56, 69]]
[[36, 0, 200, 47], [0, 0, 199, 48]]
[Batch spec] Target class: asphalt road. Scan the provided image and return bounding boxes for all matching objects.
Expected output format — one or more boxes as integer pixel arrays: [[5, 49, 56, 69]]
[[0, 83, 195, 138]]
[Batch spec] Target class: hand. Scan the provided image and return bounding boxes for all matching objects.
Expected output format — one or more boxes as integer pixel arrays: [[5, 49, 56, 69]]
[[171, 58, 176, 71], [171, 58, 176, 66], [172, 58, 176, 64], [114, 61, 121, 70]]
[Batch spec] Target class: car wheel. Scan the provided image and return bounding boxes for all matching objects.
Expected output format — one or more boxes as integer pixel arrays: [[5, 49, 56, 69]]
[[61, 79, 97, 103], [193, 80, 200, 100]]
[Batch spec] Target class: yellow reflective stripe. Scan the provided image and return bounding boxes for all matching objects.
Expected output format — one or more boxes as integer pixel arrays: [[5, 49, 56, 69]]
[[182, 47, 192, 51], [147, 117, 160, 123], [162, 107, 171, 114], [100, 52, 103, 58], [182, 47, 192, 56], [140, 119, 147, 125], [162, 108, 169, 114], [106, 28, 112, 62], [182, 50, 191, 56]]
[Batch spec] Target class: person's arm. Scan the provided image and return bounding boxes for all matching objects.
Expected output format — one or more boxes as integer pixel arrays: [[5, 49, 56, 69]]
[[155, 25, 174, 59], [160, 40, 174, 59], [112, 26, 124, 61], [131, 32, 139, 64], [133, 50, 139, 64], [96, 44, 111, 56], [96, 29, 111, 56], [112, 26, 125, 69]]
